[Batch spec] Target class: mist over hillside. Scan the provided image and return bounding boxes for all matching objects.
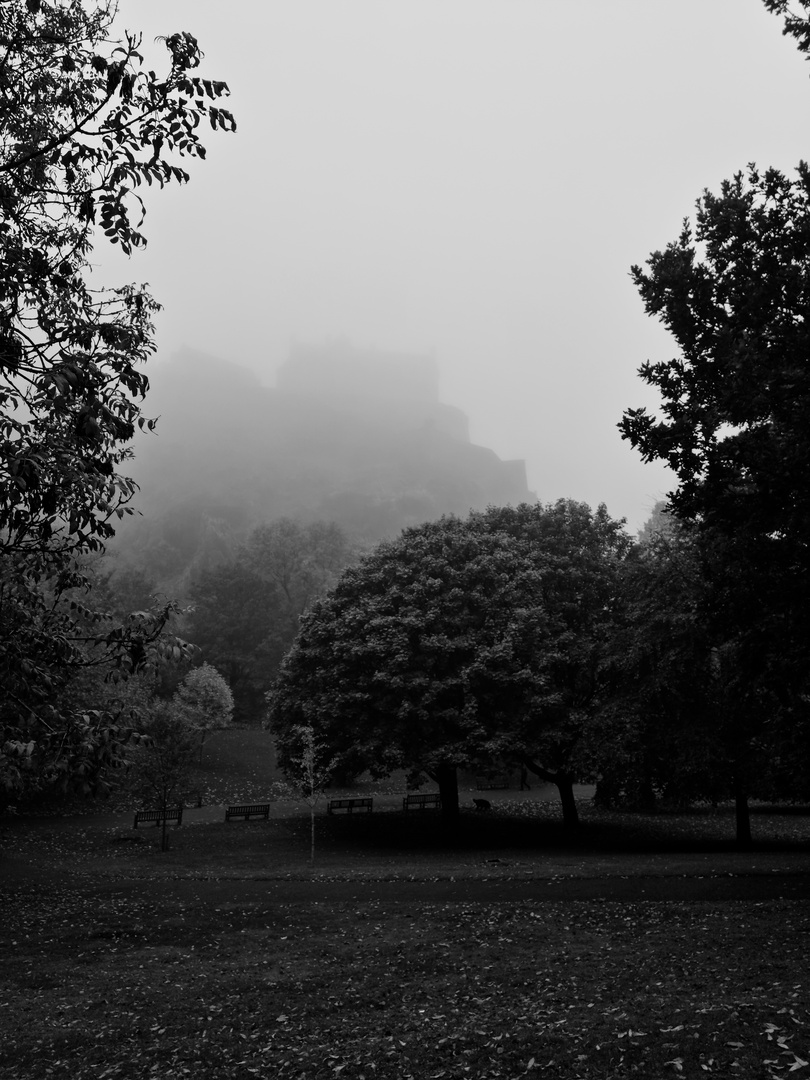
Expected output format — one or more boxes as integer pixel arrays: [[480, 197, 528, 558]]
[[109, 342, 535, 592]]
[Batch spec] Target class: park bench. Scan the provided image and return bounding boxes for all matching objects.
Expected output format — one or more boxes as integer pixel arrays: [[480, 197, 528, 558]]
[[402, 793, 441, 811], [327, 797, 373, 815], [225, 802, 271, 822], [133, 805, 183, 828], [475, 774, 510, 790]]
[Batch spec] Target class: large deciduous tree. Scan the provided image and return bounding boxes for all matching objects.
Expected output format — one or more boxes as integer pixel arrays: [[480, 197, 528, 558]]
[[0, 1, 234, 804], [185, 519, 354, 721], [619, 163, 810, 843], [621, 164, 810, 554], [477, 502, 632, 826], [267, 501, 630, 825]]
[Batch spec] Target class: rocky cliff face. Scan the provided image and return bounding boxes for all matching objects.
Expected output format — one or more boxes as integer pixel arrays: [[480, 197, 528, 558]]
[[111, 343, 534, 590]]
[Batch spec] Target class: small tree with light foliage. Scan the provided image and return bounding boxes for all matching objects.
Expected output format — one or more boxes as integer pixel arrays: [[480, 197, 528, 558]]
[[278, 724, 337, 865], [172, 663, 234, 764]]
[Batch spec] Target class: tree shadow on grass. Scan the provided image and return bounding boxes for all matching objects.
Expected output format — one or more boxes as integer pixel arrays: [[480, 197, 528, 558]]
[[284, 802, 810, 858]]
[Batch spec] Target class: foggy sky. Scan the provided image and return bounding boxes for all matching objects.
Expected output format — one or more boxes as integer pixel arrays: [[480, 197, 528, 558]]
[[103, 0, 810, 532]]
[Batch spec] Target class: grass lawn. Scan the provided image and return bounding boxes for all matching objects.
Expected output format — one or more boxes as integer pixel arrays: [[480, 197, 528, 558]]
[[2, 728, 809, 1080]]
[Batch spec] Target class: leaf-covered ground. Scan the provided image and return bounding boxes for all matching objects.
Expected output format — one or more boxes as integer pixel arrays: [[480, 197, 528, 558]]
[[3, 729, 809, 1079], [1, 879, 808, 1080]]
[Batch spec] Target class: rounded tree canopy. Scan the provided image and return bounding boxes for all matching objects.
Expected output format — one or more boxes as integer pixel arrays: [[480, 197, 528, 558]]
[[173, 663, 234, 733], [267, 501, 630, 784]]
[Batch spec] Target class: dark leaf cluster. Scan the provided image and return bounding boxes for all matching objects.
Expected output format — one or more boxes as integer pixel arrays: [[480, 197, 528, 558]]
[[0, 1, 233, 802]]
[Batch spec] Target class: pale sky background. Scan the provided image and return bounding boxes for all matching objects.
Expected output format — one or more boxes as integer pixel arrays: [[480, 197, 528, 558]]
[[104, 0, 810, 533]]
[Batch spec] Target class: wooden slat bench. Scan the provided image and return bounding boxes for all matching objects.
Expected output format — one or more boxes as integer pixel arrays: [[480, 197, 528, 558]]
[[225, 802, 271, 822], [475, 774, 510, 790], [327, 797, 373, 815], [133, 805, 183, 828], [402, 793, 441, 811]]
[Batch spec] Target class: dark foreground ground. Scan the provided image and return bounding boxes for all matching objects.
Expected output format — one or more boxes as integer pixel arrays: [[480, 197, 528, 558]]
[[3, 801, 810, 1080], [2, 731, 808, 1079]]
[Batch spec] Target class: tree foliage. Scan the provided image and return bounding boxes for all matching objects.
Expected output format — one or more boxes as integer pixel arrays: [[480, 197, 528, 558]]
[[244, 518, 355, 663], [614, 4, 810, 829], [619, 163, 810, 840], [1, 0, 234, 562], [763, 0, 810, 56], [126, 700, 198, 850], [173, 662, 234, 763], [173, 662, 234, 730], [590, 522, 720, 810], [184, 560, 273, 720], [620, 164, 810, 550], [267, 502, 630, 823], [277, 723, 337, 864], [0, 1, 234, 803], [185, 519, 354, 721]]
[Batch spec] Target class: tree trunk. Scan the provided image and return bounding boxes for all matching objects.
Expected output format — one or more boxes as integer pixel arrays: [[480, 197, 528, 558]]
[[556, 771, 580, 830], [734, 776, 752, 849], [436, 762, 459, 819], [525, 760, 580, 830]]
